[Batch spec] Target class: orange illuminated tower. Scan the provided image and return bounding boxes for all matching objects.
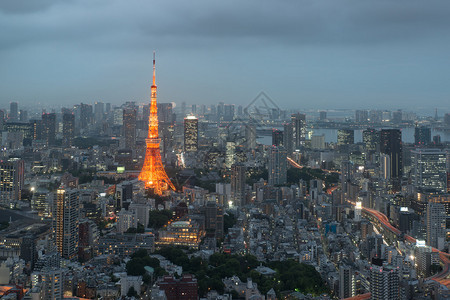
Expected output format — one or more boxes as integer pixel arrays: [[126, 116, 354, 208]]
[[139, 53, 176, 195]]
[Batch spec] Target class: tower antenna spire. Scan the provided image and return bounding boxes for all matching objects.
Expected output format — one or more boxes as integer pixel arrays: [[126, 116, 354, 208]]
[[152, 51, 156, 86]]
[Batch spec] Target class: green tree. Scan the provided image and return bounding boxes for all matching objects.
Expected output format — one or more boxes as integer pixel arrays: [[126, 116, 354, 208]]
[[127, 286, 138, 297]]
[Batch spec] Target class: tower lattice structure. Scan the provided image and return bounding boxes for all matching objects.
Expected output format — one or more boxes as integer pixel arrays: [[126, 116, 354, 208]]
[[139, 53, 176, 195]]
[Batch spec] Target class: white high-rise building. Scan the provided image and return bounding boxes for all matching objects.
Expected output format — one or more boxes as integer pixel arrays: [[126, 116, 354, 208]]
[[426, 202, 446, 250], [369, 265, 399, 300], [339, 264, 355, 299], [117, 208, 137, 233]]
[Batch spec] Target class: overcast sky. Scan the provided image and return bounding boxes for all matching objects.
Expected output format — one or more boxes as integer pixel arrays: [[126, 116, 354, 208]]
[[1, 0, 450, 113]]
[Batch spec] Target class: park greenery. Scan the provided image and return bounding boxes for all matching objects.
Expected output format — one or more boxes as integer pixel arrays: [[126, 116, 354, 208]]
[[126, 246, 329, 298], [287, 168, 339, 189], [148, 210, 173, 229]]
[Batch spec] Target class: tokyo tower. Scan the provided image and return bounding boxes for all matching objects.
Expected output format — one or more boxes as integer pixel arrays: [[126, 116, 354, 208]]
[[139, 52, 176, 195]]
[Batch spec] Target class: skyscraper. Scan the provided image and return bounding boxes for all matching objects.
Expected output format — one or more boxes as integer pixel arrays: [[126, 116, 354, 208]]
[[426, 202, 446, 250], [139, 53, 176, 195], [0, 158, 24, 203], [411, 149, 447, 193], [291, 113, 306, 149], [283, 122, 294, 154], [245, 124, 257, 150], [380, 129, 402, 179], [9, 102, 18, 122], [55, 186, 79, 260], [362, 128, 379, 152], [268, 146, 287, 185], [94, 101, 104, 124], [272, 129, 283, 147], [337, 129, 354, 146], [123, 107, 137, 150], [42, 113, 56, 146], [414, 125, 431, 146], [184, 116, 198, 152], [0, 109, 4, 131], [231, 163, 246, 207], [62, 113, 75, 147]]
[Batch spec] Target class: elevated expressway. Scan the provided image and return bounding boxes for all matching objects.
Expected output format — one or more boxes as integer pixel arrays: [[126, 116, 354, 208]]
[[286, 158, 450, 288], [362, 206, 450, 289]]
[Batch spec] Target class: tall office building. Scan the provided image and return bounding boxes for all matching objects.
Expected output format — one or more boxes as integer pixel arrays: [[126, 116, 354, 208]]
[[9, 102, 18, 122], [426, 202, 446, 250], [337, 129, 354, 146], [19, 110, 28, 122], [362, 128, 379, 152], [184, 116, 198, 152], [291, 113, 306, 149], [339, 264, 355, 299], [205, 202, 224, 239], [268, 146, 287, 185], [283, 122, 294, 154], [42, 113, 56, 146], [272, 129, 283, 146], [122, 108, 137, 150], [0, 158, 24, 203], [380, 129, 402, 179], [311, 134, 325, 149], [411, 149, 447, 193], [62, 113, 75, 147], [369, 265, 399, 300], [31, 268, 63, 300], [94, 101, 104, 123], [245, 124, 257, 150], [414, 126, 431, 146], [158, 103, 174, 125], [231, 163, 246, 207], [79, 103, 93, 130], [55, 187, 80, 260], [0, 109, 4, 131]]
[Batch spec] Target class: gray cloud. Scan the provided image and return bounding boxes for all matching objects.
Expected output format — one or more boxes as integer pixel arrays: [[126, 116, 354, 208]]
[[0, 0, 450, 111]]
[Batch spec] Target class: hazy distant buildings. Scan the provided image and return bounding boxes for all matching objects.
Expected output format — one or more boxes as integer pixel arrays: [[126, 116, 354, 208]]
[[355, 110, 368, 123], [268, 146, 287, 185], [9, 102, 18, 122], [62, 113, 75, 147], [184, 116, 198, 152], [123, 108, 136, 150], [42, 113, 56, 146]]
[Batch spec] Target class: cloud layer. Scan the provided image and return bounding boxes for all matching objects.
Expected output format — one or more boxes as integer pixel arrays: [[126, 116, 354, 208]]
[[1, 0, 450, 112]]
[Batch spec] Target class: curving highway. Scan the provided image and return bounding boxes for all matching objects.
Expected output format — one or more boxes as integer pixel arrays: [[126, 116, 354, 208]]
[[362, 206, 450, 288], [287, 158, 450, 288]]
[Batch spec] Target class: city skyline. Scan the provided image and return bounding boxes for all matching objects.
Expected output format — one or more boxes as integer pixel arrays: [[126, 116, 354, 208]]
[[1, 0, 450, 112]]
